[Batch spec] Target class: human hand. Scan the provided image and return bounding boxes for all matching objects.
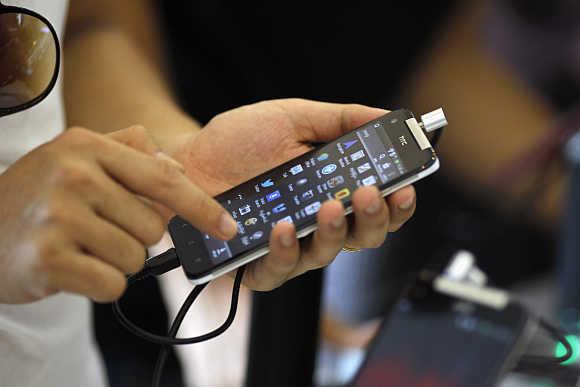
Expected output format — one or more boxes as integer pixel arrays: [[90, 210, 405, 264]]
[[0, 126, 237, 303], [174, 99, 417, 290]]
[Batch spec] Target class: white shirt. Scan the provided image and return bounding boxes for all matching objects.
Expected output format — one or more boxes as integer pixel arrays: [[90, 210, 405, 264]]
[[0, 2, 107, 387]]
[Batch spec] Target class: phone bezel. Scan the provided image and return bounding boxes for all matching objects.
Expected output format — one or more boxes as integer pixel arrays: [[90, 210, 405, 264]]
[[169, 109, 439, 284]]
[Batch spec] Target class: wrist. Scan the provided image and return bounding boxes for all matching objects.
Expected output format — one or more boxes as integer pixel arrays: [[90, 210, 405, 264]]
[[148, 110, 202, 157]]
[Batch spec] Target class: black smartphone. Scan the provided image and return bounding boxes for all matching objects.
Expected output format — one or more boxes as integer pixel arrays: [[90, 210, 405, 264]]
[[351, 285, 530, 387], [169, 109, 441, 284]]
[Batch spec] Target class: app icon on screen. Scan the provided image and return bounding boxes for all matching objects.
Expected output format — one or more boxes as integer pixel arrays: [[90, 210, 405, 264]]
[[272, 203, 287, 214], [261, 178, 274, 188], [276, 215, 294, 225], [350, 150, 365, 161], [239, 205, 251, 215], [327, 175, 344, 188], [250, 231, 264, 241], [343, 140, 358, 150], [334, 188, 350, 200], [266, 190, 281, 202], [305, 202, 322, 215], [290, 164, 304, 175], [301, 190, 314, 201], [362, 175, 377, 186], [212, 247, 228, 258], [244, 217, 258, 226], [357, 162, 372, 174], [321, 164, 337, 175]]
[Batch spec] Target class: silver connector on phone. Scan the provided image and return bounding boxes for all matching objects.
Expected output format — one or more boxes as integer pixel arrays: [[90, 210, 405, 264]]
[[420, 108, 448, 133]]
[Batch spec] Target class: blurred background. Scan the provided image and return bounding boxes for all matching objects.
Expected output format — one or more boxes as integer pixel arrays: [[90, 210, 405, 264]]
[[89, 0, 580, 386]]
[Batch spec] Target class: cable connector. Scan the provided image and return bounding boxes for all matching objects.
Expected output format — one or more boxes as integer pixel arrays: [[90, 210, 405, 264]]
[[129, 248, 180, 284], [420, 108, 448, 133]]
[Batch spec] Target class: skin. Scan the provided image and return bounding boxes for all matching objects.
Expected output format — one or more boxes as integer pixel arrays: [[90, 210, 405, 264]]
[[56, 2, 418, 296], [0, 126, 237, 303]]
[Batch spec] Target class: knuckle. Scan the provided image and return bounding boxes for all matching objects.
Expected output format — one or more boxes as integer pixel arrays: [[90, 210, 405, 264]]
[[349, 228, 385, 249], [126, 125, 149, 139], [118, 125, 157, 150], [310, 254, 334, 269], [366, 235, 386, 249], [40, 198, 76, 227], [326, 225, 348, 241], [122, 241, 146, 274], [190, 192, 214, 215], [32, 233, 63, 276], [389, 222, 403, 232], [95, 276, 126, 302], [153, 157, 183, 189], [60, 127, 97, 148], [142, 216, 165, 246], [50, 160, 94, 189]]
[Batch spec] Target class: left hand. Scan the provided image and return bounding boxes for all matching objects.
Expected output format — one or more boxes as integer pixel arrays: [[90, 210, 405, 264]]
[[174, 99, 417, 290]]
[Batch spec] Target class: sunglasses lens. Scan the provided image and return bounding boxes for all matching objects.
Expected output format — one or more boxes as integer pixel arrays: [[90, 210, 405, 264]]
[[0, 12, 57, 109]]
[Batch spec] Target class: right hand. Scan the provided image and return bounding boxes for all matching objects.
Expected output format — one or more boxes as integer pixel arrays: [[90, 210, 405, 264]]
[[0, 126, 237, 304]]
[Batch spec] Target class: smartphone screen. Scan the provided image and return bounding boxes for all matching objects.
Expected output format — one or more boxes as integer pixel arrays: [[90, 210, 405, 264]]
[[352, 291, 529, 387], [170, 109, 437, 280], [205, 123, 404, 258]]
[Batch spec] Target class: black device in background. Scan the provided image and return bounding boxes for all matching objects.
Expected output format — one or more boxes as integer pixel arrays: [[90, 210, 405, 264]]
[[351, 283, 530, 387], [169, 109, 440, 284], [559, 133, 580, 331]]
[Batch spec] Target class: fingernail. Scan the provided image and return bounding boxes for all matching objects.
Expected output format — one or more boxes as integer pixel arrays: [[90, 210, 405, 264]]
[[280, 233, 295, 248], [155, 151, 185, 172], [331, 216, 344, 229], [398, 197, 414, 211], [219, 213, 238, 239], [364, 198, 382, 215]]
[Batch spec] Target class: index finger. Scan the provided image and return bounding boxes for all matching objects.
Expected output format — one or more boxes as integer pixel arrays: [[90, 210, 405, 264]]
[[93, 136, 237, 241]]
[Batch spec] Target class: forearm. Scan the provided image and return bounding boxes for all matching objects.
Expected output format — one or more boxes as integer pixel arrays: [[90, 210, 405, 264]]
[[63, 1, 200, 154]]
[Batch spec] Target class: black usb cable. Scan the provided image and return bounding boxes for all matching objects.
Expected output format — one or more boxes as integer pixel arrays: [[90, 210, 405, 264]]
[[112, 248, 245, 387]]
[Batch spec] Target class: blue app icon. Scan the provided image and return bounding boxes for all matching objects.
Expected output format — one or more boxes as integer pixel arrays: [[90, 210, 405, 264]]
[[301, 190, 314, 200], [343, 140, 358, 149], [321, 164, 337, 175], [272, 203, 287, 214], [261, 178, 274, 188], [266, 190, 281, 202]]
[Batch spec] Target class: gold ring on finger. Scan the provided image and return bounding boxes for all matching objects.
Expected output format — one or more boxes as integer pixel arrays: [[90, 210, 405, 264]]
[[341, 245, 362, 253]]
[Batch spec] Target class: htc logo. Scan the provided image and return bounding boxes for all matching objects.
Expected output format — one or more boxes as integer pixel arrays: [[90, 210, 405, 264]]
[[398, 136, 408, 146]]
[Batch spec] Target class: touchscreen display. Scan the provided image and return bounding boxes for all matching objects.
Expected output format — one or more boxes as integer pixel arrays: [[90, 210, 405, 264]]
[[202, 122, 407, 262]]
